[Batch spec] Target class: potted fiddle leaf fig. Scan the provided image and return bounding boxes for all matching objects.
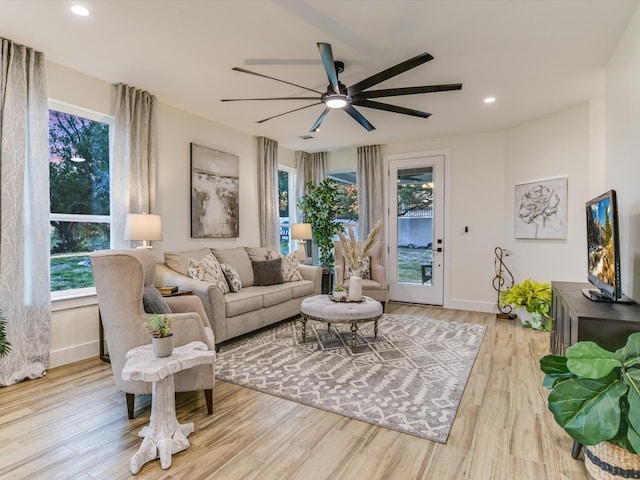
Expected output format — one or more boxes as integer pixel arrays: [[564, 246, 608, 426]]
[[144, 313, 174, 358], [500, 278, 551, 331], [540, 334, 640, 477], [297, 178, 346, 268]]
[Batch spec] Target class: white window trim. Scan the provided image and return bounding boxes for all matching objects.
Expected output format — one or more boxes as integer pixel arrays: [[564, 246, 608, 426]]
[[48, 100, 114, 301]]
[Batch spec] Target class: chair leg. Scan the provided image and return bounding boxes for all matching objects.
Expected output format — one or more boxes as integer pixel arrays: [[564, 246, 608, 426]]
[[126, 393, 135, 419], [381, 301, 386, 312], [204, 389, 213, 415]]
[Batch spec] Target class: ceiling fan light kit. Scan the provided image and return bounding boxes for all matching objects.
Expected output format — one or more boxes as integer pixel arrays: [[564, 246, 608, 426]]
[[222, 42, 462, 132]]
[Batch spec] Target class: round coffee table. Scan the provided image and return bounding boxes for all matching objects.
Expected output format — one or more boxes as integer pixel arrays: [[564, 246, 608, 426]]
[[299, 294, 384, 350]]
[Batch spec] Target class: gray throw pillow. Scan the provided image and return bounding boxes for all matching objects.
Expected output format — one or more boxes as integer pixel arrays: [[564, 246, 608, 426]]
[[252, 258, 284, 286], [142, 285, 172, 314]]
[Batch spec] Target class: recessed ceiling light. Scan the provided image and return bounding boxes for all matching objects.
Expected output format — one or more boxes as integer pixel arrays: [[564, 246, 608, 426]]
[[484, 97, 496, 104], [71, 5, 90, 16]]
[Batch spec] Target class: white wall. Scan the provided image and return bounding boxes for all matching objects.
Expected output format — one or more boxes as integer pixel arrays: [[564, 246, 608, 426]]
[[605, 5, 640, 300]]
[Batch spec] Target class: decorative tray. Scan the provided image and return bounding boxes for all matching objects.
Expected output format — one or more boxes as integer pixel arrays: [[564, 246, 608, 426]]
[[328, 293, 365, 303]]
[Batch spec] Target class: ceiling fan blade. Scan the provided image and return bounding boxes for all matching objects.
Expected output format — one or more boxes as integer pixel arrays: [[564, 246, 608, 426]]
[[347, 52, 434, 96], [256, 102, 323, 124], [352, 83, 463, 100], [353, 99, 431, 118], [221, 97, 319, 102], [232, 67, 323, 95], [310, 108, 330, 132], [343, 105, 375, 131], [317, 43, 340, 94]]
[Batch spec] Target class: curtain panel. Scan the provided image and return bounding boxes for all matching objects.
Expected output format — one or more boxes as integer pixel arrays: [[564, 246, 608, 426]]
[[112, 83, 158, 249], [294, 150, 326, 220], [257, 137, 279, 248], [357, 145, 384, 240], [0, 38, 51, 386]]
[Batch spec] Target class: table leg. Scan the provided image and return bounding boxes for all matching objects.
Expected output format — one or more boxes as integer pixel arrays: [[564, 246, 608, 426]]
[[301, 317, 307, 343], [374, 319, 379, 338], [327, 323, 331, 332], [130, 375, 194, 474], [351, 323, 358, 350]]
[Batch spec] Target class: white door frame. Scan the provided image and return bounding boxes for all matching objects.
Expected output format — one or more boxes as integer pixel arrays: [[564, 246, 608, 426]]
[[384, 148, 451, 306]]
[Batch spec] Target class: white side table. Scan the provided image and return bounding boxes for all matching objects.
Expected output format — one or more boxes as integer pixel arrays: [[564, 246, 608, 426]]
[[121, 341, 215, 474]]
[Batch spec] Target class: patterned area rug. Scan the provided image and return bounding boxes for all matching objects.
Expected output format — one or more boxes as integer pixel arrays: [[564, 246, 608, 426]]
[[215, 313, 486, 443]]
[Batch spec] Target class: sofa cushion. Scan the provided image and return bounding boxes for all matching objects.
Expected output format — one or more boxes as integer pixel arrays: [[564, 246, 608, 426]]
[[245, 245, 279, 262], [142, 285, 172, 314], [188, 254, 230, 293], [220, 262, 242, 292], [252, 258, 284, 286], [213, 247, 254, 287], [164, 248, 212, 276], [290, 280, 316, 299], [259, 284, 293, 307], [224, 290, 263, 317]]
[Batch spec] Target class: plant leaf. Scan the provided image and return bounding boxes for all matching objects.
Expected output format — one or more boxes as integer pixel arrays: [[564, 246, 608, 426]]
[[548, 373, 627, 445], [624, 369, 640, 454], [566, 341, 621, 378], [540, 355, 569, 374], [617, 332, 640, 368]]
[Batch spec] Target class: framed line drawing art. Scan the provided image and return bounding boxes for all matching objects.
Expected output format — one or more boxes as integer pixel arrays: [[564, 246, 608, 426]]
[[190, 143, 239, 238], [514, 176, 567, 240]]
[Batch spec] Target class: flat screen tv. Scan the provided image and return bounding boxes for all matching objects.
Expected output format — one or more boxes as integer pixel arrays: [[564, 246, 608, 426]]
[[583, 190, 632, 303]]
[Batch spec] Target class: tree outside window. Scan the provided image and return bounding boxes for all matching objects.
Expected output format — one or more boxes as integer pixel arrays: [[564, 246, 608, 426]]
[[49, 107, 111, 292]]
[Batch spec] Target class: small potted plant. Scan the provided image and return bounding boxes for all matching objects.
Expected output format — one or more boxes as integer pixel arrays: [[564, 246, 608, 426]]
[[144, 313, 174, 357], [500, 278, 551, 331], [332, 283, 346, 300], [540, 334, 640, 478]]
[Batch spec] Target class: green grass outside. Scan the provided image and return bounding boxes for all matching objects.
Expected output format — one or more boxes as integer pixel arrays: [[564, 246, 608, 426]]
[[50, 253, 94, 291], [397, 247, 432, 284]]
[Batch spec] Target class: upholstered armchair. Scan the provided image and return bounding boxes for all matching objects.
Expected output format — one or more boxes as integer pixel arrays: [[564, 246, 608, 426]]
[[90, 249, 215, 419], [334, 241, 388, 309]]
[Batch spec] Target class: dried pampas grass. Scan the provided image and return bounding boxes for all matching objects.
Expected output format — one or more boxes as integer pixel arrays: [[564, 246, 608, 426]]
[[338, 219, 383, 271]]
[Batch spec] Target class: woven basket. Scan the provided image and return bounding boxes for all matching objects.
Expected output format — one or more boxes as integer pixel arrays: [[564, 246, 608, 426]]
[[585, 442, 640, 479]]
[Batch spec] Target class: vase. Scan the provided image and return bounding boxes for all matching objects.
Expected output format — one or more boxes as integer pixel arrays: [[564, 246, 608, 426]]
[[349, 275, 363, 301], [584, 441, 640, 480], [152, 335, 174, 358]]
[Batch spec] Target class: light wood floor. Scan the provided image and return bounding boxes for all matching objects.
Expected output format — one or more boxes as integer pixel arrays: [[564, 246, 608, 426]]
[[0, 303, 588, 480]]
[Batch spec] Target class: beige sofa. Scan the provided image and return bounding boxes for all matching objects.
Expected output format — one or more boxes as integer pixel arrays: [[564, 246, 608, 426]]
[[155, 246, 322, 348]]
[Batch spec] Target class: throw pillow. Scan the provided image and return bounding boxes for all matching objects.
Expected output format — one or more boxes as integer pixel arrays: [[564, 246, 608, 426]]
[[142, 285, 172, 314], [220, 263, 242, 292], [281, 252, 303, 282], [252, 258, 284, 286], [344, 256, 371, 280], [188, 253, 230, 293]]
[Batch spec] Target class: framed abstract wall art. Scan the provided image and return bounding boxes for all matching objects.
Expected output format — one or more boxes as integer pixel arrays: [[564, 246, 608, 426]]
[[190, 143, 239, 238], [514, 176, 567, 240]]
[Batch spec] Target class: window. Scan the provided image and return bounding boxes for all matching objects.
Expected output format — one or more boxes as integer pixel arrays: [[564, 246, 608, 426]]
[[328, 170, 358, 236], [49, 102, 113, 293], [278, 166, 296, 254]]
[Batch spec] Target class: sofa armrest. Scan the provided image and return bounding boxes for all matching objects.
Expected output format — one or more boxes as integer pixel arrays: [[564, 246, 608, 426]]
[[299, 264, 323, 294], [156, 263, 227, 342]]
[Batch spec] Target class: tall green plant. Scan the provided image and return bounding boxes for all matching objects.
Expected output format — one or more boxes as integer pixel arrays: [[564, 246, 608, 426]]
[[297, 178, 346, 268], [0, 310, 11, 357], [540, 333, 640, 454]]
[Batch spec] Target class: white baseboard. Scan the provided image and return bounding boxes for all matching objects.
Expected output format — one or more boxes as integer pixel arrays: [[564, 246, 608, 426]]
[[49, 340, 99, 368], [445, 298, 498, 313]]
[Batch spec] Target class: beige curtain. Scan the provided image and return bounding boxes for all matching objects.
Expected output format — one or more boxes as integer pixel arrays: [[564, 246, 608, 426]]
[[257, 137, 279, 247], [112, 83, 158, 249], [295, 150, 326, 220], [0, 38, 51, 386], [357, 145, 384, 239]]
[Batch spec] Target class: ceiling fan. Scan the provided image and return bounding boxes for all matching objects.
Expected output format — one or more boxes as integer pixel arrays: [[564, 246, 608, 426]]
[[221, 43, 463, 132]]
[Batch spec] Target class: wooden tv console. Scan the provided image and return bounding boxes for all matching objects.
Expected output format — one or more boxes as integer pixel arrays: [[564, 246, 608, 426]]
[[550, 281, 640, 458]]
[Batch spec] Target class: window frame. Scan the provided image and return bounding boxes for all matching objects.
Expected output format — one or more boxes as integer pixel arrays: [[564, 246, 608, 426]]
[[278, 165, 297, 254], [48, 99, 114, 301]]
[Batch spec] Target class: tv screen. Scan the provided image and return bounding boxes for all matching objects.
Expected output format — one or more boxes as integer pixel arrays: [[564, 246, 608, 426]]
[[584, 190, 622, 301]]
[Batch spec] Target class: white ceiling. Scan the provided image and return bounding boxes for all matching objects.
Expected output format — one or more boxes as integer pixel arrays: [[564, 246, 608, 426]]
[[0, 1, 637, 152]]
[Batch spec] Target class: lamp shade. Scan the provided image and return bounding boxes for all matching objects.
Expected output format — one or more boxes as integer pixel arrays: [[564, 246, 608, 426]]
[[124, 213, 163, 242], [291, 223, 312, 240]]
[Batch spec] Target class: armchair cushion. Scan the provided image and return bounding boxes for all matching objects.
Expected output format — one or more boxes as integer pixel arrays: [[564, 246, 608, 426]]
[[142, 285, 171, 314]]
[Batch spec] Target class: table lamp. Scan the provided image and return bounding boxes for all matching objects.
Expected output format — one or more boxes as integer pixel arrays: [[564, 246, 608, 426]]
[[124, 213, 162, 249], [291, 223, 312, 263]]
